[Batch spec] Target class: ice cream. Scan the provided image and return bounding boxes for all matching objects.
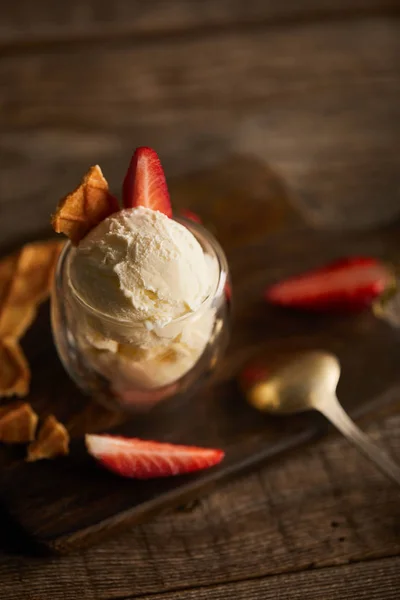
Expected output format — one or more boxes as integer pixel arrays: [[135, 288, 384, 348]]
[[51, 148, 228, 406], [69, 207, 212, 327], [68, 207, 220, 390]]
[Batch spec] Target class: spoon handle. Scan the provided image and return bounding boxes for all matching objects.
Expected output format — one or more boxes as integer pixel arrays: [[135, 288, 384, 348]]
[[316, 395, 400, 485]]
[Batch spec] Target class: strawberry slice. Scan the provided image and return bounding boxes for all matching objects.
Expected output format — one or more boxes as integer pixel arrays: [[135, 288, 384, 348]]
[[86, 434, 224, 479], [179, 208, 202, 224], [265, 257, 394, 313], [122, 147, 172, 217], [224, 282, 232, 303], [240, 363, 269, 390]]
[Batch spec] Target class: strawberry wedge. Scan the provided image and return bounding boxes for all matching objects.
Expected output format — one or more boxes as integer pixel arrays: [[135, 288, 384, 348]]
[[86, 434, 224, 479], [240, 363, 269, 390], [265, 257, 394, 313], [179, 208, 202, 224], [122, 147, 172, 217]]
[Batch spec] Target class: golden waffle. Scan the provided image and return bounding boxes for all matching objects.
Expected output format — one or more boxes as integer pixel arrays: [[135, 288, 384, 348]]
[[0, 240, 63, 339], [27, 415, 70, 461], [51, 165, 119, 245], [0, 338, 30, 397], [0, 401, 38, 443], [0, 240, 63, 398], [0, 253, 19, 307]]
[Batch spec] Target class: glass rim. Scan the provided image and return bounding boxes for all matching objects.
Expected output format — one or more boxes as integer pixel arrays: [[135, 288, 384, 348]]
[[55, 216, 229, 327]]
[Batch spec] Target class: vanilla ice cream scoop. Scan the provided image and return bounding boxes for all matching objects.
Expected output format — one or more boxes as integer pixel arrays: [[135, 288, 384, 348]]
[[69, 207, 213, 328]]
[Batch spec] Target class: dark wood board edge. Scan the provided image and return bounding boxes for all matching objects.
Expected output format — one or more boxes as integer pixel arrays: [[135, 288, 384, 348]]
[[50, 428, 319, 553], [10, 380, 398, 555]]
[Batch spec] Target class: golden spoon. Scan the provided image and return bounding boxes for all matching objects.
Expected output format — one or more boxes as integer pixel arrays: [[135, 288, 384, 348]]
[[247, 351, 400, 485]]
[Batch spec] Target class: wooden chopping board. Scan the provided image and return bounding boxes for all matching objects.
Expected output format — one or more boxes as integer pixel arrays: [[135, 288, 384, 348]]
[[1, 156, 400, 554]]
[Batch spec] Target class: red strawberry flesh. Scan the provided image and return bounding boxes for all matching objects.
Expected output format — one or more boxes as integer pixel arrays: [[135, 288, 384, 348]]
[[224, 281, 232, 302], [265, 257, 393, 312], [86, 434, 224, 479], [240, 363, 269, 389], [180, 208, 202, 224], [122, 147, 172, 217]]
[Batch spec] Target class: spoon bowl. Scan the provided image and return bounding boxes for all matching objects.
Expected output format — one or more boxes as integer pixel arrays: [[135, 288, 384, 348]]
[[246, 350, 400, 485], [249, 351, 340, 415]]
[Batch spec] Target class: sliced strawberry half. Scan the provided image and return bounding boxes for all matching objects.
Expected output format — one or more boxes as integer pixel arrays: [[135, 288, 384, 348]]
[[265, 257, 394, 313], [224, 282, 232, 303], [179, 208, 202, 224], [86, 434, 224, 479], [240, 363, 269, 390], [122, 147, 172, 217]]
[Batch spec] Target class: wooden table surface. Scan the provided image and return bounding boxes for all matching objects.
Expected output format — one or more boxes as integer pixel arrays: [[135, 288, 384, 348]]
[[1, 1, 400, 598]]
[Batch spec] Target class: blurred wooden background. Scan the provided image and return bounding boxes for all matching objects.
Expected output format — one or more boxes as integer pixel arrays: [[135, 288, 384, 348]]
[[1, 0, 400, 250], [1, 2, 400, 599]]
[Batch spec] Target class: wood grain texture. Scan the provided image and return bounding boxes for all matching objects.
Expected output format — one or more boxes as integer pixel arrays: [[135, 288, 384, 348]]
[[1, 0, 399, 45], [1, 2, 400, 597], [1, 19, 400, 248], [1, 168, 400, 552], [129, 557, 400, 600], [0, 417, 399, 599]]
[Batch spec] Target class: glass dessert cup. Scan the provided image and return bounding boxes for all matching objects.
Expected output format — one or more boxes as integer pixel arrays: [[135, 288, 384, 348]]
[[51, 218, 231, 413]]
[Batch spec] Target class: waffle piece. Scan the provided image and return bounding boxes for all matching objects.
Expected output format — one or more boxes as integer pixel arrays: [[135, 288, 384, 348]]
[[0, 338, 30, 398], [0, 253, 19, 308], [27, 415, 70, 461], [0, 401, 38, 443], [0, 240, 63, 339], [51, 165, 119, 245]]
